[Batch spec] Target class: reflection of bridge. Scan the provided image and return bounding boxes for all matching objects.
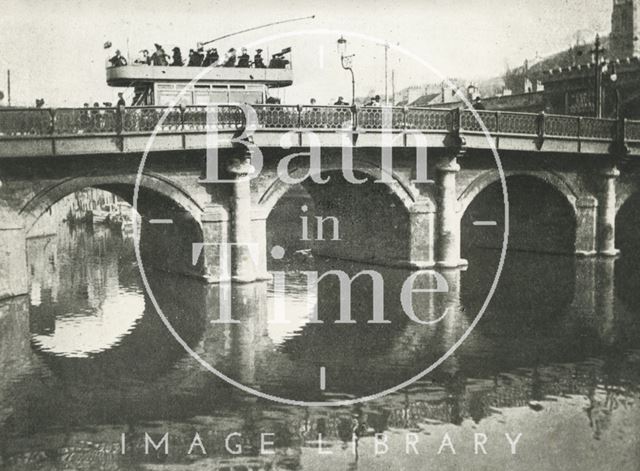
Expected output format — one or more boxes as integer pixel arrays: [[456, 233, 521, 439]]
[[2, 105, 640, 298]]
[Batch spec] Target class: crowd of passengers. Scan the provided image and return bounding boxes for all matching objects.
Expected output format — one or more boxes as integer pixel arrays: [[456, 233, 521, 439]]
[[109, 43, 289, 69]]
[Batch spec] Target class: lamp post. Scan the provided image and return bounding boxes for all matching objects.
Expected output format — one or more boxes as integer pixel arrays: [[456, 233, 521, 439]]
[[608, 63, 620, 119], [337, 36, 355, 105], [591, 34, 606, 117]]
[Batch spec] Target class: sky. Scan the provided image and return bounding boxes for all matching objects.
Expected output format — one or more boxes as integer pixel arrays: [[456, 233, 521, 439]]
[[0, 0, 613, 106]]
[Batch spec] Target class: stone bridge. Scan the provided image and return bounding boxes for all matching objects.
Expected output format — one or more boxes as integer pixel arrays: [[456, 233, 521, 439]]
[[2, 104, 640, 299]]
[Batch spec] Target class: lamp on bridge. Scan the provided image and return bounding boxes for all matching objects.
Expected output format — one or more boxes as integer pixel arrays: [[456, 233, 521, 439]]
[[608, 63, 621, 119], [337, 36, 356, 105]]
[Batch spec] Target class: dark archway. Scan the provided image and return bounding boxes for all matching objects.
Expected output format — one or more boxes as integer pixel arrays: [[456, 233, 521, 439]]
[[266, 170, 411, 269], [461, 175, 577, 257], [23, 177, 205, 278], [615, 191, 640, 308], [460, 175, 578, 336]]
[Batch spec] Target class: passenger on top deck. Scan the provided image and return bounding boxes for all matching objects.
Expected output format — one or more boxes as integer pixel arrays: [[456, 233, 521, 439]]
[[202, 48, 219, 67], [223, 48, 237, 67], [108, 50, 128, 67], [253, 49, 266, 68], [236, 48, 250, 67], [171, 47, 183, 66], [187, 49, 201, 66], [334, 96, 348, 105], [269, 53, 289, 69], [134, 49, 151, 65], [151, 43, 168, 66]]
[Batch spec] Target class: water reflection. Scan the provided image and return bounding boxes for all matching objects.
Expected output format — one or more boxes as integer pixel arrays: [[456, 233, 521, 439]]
[[0, 226, 638, 469]]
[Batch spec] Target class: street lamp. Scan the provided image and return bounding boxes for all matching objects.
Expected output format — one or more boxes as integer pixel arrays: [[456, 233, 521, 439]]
[[337, 36, 355, 105], [608, 63, 620, 119]]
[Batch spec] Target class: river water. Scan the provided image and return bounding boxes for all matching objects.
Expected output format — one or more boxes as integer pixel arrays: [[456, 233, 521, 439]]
[[0, 222, 639, 470]]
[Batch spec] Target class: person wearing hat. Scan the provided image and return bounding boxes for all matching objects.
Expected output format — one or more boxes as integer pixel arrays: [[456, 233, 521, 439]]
[[151, 43, 168, 66], [108, 49, 128, 67], [171, 47, 183, 66], [236, 47, 250, 67], [253, 49, 266, 68], [334, 96, 348, 105], [188, 48, 203, 66], [134, 49, 151, 65], [116, 92, 126, 108], [223, 48, 236, 67], [202, 48, 219, 67]]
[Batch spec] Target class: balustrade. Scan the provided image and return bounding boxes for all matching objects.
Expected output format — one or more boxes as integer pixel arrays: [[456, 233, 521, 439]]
[[0, 104, 633, 151]]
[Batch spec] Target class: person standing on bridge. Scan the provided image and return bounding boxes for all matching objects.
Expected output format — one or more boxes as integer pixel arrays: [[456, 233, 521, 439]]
[[473, 96, 486, 110], [116, 92, 126, 108]]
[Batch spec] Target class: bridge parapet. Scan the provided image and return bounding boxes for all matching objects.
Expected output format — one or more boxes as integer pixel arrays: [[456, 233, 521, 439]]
[[0, 104, 638, 157]]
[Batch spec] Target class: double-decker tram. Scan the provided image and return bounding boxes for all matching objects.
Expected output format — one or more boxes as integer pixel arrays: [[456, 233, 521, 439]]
[[105, 48, 293, 106]]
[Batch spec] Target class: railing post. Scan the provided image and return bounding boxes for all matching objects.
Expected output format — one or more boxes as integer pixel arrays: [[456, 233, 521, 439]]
[[49, 108, 56, 135], [577, 116, 582, 152], [450, 107, 461, 134], [443, 107, 464, 149], [495, 111, 500, 134], [296, 104, 303, 129], [351, 104, 358, 131], [116, 105, 124, 135], [403, 106, 408, 130], [611, 115, 628, 158], [535, 111, 545, 150], [179, 104, 186, 131]]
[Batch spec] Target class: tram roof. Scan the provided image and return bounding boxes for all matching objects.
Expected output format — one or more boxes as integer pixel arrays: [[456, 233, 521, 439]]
[[106, 65, 293, 88]]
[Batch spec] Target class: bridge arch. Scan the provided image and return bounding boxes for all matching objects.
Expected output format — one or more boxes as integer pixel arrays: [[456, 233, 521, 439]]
[[258, 157, 435, 268], [459, 169, 580, 256], [20, 172, 206, 279], [20, 172, 203, 232], [457, 169, 578, 217], [256, 157, 430, 215]]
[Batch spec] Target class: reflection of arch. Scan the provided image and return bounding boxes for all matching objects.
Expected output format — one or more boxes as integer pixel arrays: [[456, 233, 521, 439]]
[[458, 169, 578, 216], [257, 159, 429, 215], [20, 173, 203, 232]]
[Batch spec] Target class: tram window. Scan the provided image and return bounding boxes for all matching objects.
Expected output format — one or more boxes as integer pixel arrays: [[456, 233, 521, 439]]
[[209, 90, 229, 103], [229, 90, 261, 103], [194, 91, 212, 105], [157, 91, 192, 106]]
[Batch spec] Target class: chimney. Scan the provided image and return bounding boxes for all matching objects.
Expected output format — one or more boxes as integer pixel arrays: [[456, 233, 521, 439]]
[[610, 0, 640, 59]]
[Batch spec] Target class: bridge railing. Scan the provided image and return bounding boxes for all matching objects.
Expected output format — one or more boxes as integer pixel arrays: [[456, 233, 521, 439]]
[[0, 107, 52, 136], [0, 104, 638, 150]]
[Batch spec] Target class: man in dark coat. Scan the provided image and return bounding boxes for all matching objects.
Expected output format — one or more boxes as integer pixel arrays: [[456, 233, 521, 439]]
[[109, 50, 128, 67], [116, 92, 126, 107], [223, 48, 237, 67], [236, 48, 250, 67], [151, 43, 168, 66], [253, 49, 265, 68], [202, 48, 219, 67], [171, 47, 183, 66]]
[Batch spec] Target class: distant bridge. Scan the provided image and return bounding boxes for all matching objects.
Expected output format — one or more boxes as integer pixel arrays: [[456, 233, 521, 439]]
[[1, 104, 639, 300]]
